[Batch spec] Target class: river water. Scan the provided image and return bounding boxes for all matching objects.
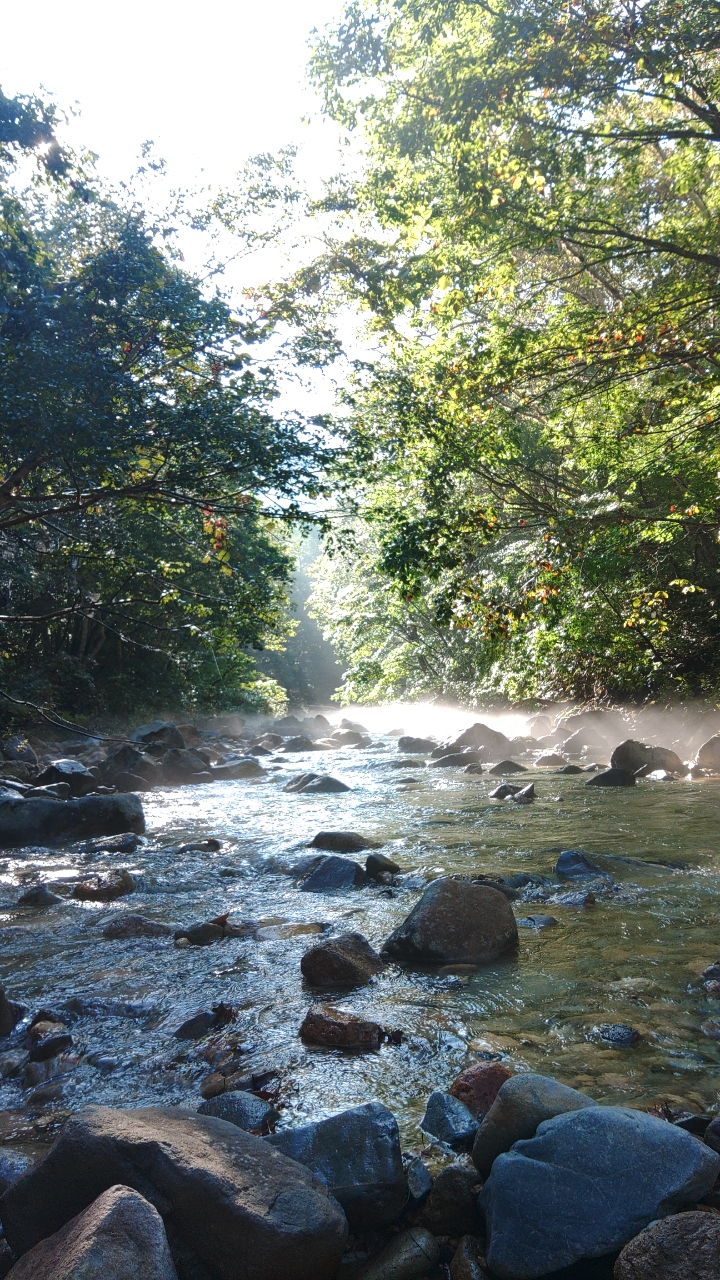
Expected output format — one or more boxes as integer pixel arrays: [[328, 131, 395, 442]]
[[2, 705, 720, 1157]]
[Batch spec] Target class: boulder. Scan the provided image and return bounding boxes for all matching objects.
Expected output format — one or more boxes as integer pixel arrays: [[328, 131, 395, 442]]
[[160, 748, 212, 783], [103, 915, 173, 940], [330, 730, 364, 746], [450, 1235, 490, 1280], [299, 1004, 383, 1050], [555, 849, 606, 879], [480, 1106, 720, 1279], [562, 727, 609, 755], [586, 768, 636, 787], [450, 723, 511, 754], [309, 831, 379, 853], [697, 734, 720, 772], [382, 878, 518, 966], [488, 760, 526, 775], [490, 782, 521, 798], [0, 793, 145, 847], [397, 737, 437, 753], [367, 851, 401, 878], [174, 920, 225, 946], [101, 746, 158, 784], [421, 1092, 478, 1149], [354, 1227, 439, 1280], [509, 782, 534, 803], [282, 736, 319, 752], [464, 763, 484, 775], [301, 933, 383, 986], [283, 772, 320, 793], [4, 1184, 178, 1280], [420, 1163, 483, 1236], [211, 759, 265, 780], [198, 1092, 278, 1135], [113, 772, 154, 793], [296, 776, 350, 794], [130, 722, 185, 751], [534, 752, 568, 767], [449, 1061, 513, 1120], [430, 752, 484, 769], [0, 1105, 348, 1280], [613, 1209, 720, 1280], [610, 739, 650, 771], [267, 1102, 406, 1229], [34, 758, 96, 796], [298, 856, 366, 892], [472, 1072, 596, 1175], [16, 883, 62, 907]]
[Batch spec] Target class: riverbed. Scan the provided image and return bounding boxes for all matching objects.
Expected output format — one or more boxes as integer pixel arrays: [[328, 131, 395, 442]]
[[2, 718, 720, 1156]]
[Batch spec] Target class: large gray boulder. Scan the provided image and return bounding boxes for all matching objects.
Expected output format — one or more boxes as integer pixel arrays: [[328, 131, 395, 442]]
[[5, 1183, 178, 1280], [382, 877, 518, 965], [472, 1073, 596, 1175], [0, 793, 145, 847], [479, 1106, 720, 1278], [0, 1106, 348, 1280], [267, 1102, 406, 1229], [34, 758, 96, 796], [611, 739, 685, 774]]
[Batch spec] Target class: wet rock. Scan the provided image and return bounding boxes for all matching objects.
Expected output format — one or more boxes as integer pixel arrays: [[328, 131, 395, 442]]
[[0, 988, 26, 1036], [26, 782, 71, 799], [298, 856, 366, 892], [430, 752, 484, 769], [296, 776, 351, 794], [130, 720, 185, 750], [509, 782, 535, 803], [0, 1105, 348, 1280], [449, 1061, 513, 1120], [34, 758, 96, 796], [420, 1092, 478, 1149], [268, 1101, 406, 1229], [86, 831, 142, 854], [420, 1162, 483, 1236], [555, 763, 584, 774], [173, 920, 225, 946], [562, 727, 609, 755], [464, 763, 484, 775], [555, 849, 606, 879], [103, 915, 173, 940], [367, 852, 401, 878], [406, 1156, 432, 1209], [614, 1209, 720, 1280], [488, 760, 526, 776], [354, 1226, 439, 1280], [299, 1004, 383, 1049], [283, 772, 320, 793], [16, 883, 62, 907], [612, 739, 685, 775], [198, 1091, 278, 1134], [0, 1050, 29, 1077], [210, 759, 265, 780], [451, 723, 512, 754], [450, 1234, 489, 1280], [113, 772, 154, 792], [534, 752, 568, 766], [586, 767, 636, 786], [283, 736, 320, 752], [101, 746, 158, 785], [382, 878, 518, 966], [470, 876, 519, 900], [301, 932, 383, 986], [472, 1072, 596, 1175], [697, 734, 720, 772], [551, 889, 596, 907], [174, 1004, 234, 1040], [1, 738, 37, 765], [397, 737, 437, 753], [28, 1032, 73, 1062], [0, 1149, 34, 1194], [73, 869, 136, 901], [310, 831, 380, 853], [515, 914, 558, 930], [0, 792, 145, 847], [489, 782, 521, 799], [331, 730, 365, 746], [595, 1022, 640, 1047], [480, 1106, 720, 1279], [4, 1183, 178, 1280], [704, 1115, 720, 1152]]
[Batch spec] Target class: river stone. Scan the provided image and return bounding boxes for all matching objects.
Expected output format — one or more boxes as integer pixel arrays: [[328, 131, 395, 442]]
[[160, 748, 211, 783], [452, 723, 511, 754], [309, 831, 379, 853], [131, 721, 185, 750], [301, 932, 383, 986], [298, 856, 366, 892], [299, 1004, 383, 1049], [516, 914, 558, 930], [267, 1102, 406, 1229], [0, 1105, 348, 1280], [4, 1184, 178, 1280], [480, 1106, 720, 1279], [429, 752, 484, 769], [298, 776, 351, 794], [34, 758, 96, 796], [0, 988, 25, 1037], [449, 1062, 513, 1120], [420, 1163, 483, 1236], [211, 759, 265, 780], [102, 745, 158, 784], [489, 782, 521, 798], [103, 915, 173, 940], [450, 1235, 490, 1280], [509, 782, 534, 803], [282, 736, 318, 752], [0, 792, 145, 847], [596, 1022, 640, 1047], [354, 1227, 440, 1280], [610, 740, 650, 771], [397, 737, 436, 753], [471, 1073, 596, 1175], [464, 763, 484, 774], [16, 883, 63, 907], [613, 1209, 720, 1280], [488, 760, 526, 775], [697, 734, 720, 771], [382, 878, 518, 966], [534, 752, 567, 766], [283, 772, 320, 793], [555, 849, 606, 879], [421, 1092, 479, 1149], [406, 1156, 432, 1209], [586, 768, 636, 787], [367, 851, 401, 878], [198, 1092, 279, 1135]]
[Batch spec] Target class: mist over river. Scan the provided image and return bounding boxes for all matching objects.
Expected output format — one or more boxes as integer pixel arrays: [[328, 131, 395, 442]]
[[3, 703, 720, 1159]]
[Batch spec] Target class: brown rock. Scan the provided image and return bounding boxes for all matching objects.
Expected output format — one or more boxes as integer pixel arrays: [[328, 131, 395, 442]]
[[301, 933, 383, 987], [5, 1183, 177, 1279], [299, 1004, 383, 1049], [420, 1163, 483, 1236], [72, 870, 136, 901], [614, 1209, 720, 1279], [103, 915, 172, 940], [451, 1234, 490, 1280], [381, 877, 518, 966], [449, 1062, 513, 1120]]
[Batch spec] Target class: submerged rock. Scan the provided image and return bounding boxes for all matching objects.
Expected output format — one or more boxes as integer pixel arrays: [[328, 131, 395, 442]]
[[0, 792, 145, 847], [0, 1105, 348, 1280], [4, 1183, 178, 1280], [296, 776, 351, 794], [594, 1022, 640, 1047], [301, 932, 383, 986], [267, 1101, 406, 1229], [382, 878, 518, 966], [472, 1072, 596, 1175], [515, 914, 558, 930], [480, 1106, 720, 1278], [614, 1209, 720, 1280], [420, 1091, 478, 1149], [299, 1004, 383, 1049], [555, 849, 607, 879]]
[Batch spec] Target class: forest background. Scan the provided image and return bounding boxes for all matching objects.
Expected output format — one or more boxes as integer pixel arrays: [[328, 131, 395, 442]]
[[2, 0, 720, 725]]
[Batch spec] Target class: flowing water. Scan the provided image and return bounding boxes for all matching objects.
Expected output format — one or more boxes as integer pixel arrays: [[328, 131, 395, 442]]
[[2, 703, 720, 1162]]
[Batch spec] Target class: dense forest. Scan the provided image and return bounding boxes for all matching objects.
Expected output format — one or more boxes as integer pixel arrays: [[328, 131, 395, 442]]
[[3, 0, 720, 720]]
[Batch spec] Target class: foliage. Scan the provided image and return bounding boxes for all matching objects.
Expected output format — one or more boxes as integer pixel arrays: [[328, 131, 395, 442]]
[[302, 0, 720, 704]]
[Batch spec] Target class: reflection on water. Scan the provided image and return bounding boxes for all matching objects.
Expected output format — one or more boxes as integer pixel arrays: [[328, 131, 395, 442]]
[[2, 721, 720, 1150]]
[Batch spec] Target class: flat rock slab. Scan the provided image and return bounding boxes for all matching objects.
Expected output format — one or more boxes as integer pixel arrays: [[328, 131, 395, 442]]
[[5, 1183, 178, 1280], [0, 793, 145, 846], [480, 1106, 720, 1278], [382, 877, 518, 965], [614, 1209, 720, 1280], [472, 1073, 596, 1176], [267, 1102, 406, 1229], [0, 1105, 347, 1280]]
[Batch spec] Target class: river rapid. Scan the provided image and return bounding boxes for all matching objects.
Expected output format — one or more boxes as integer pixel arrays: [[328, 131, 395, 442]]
[[2, 703, 720, 1162]]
